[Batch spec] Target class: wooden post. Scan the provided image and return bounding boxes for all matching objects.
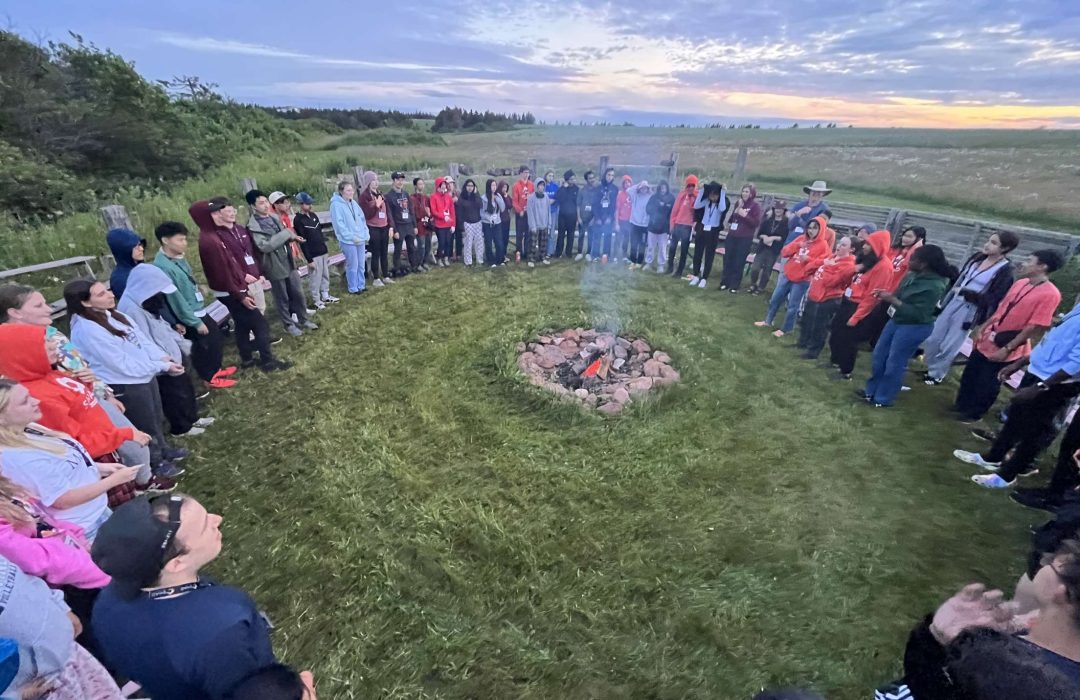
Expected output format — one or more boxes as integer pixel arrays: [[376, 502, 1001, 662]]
[[100, 204, 133, 232], [668, 152, 679, 184], [448, 163, 461, 182], [528, 158, 538, 178], [351, 166, 366, 188], [730, 146, 748, 186], [240, 178, 258, 196], [962, 222, 982, 260], [598, 155, 610, 177]]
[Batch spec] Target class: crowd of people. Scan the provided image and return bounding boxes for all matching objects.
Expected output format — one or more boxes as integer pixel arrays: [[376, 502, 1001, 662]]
[[0, 162, 1076, 698]]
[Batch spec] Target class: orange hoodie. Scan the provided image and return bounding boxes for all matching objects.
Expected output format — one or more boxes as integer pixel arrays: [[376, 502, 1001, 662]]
[[669, 186, 698, 229], [511, 178, 535, 215], [0, 325, 134, 458], [846, 230, 894, 326], [781, 215, 832, 283], [616, 177, 633, 222], [428, 178, 456, 230], [888, 241, 922, 291], [808, 252, 857, 303]]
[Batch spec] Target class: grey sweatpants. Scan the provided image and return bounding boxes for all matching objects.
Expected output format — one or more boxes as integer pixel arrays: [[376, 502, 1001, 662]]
[[307, 254, 331, 305], [922, 297, 975, 381], [270, 270, 308, 329], [645, 232, 669, 272], [100, 396, 152, 485]]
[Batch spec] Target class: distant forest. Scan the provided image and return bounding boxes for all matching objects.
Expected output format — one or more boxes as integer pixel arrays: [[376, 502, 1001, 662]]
[[432, 107, 536, 133]]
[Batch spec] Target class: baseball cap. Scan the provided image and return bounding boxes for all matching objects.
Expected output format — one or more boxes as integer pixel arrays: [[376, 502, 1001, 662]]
[[391, 171, 405, 180], [207, 196, 233, 212], [295, 192, 314, 205], [268, 191, 288, 204], [91, 495, 184, 595]]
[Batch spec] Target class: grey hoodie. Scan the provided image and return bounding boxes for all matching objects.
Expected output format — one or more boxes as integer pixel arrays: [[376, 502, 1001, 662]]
[[118, 264, 191, 362], [627, 184, 652, 227], [526, 191, 553, 232]]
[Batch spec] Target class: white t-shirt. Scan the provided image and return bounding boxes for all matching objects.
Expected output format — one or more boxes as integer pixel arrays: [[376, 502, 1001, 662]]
[[0, 431, 109, 534]]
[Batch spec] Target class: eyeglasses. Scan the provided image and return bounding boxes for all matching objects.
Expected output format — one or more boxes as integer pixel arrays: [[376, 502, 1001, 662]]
[[154, 495, 183, 564]]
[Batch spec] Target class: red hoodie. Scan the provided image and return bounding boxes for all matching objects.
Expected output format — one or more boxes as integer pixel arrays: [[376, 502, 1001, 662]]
[[511, 178, 534, 215], [669, 187, 698, 229], [428, 178, 456, 231], [616, 177, 633, 222], [191, 201, 257, 302], [0, 325, 134, 459], [888, 242, 922, 291], [781, 215, 831, 283], [846, 230, 894, 326], [808, 252, 857, 302]]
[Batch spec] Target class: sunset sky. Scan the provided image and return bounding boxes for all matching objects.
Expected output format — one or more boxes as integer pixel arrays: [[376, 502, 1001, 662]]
[[8, 0, 1080, 128]]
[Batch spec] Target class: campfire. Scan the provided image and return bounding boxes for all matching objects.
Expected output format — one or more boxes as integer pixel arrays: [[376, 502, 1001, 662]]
[[516, 328, 680, 414]]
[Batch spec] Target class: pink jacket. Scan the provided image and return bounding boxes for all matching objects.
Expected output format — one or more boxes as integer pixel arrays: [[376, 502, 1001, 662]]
[[0, 510, 110, 589]]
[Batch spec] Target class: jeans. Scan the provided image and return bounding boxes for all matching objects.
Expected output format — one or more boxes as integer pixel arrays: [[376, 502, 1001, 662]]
[[990, 382, 1080, 481], [185, 316, 225, 382], [269, 272, 307, 329], [109, 379, 168, 467], [220, 295, 275, 364], [546, 210, 559, 256], [501, 219, 511, 259], [645, 232, 669, 271], [307, 254, 331, 304], [576, 217, 591, 255], [483, 222, 502, 265], [691, 228, 720, 279], [954, 348, 1008, 420], [668, 224, 692, 275], [369, 225, 390, 278], [556, 213, 578, 257], [720, 236, 753, 289], [922, 297, 976, 380], [765, 277, 810, 333], [614, 221, 630, 259], [749, 247, 779, 289], [589, 219, 614, 257], [340, 242, 366, 292], [798, 297, 842, 357], [416, 235, 432, 265], [628, 224, 648, 263], [864, 320, 933, 406]]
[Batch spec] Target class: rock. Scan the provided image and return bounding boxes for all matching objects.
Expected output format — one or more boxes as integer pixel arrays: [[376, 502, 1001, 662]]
[[544, 381, 570, 395], [560, 341, 579, 355], [644, 359, 664, 377], [581, 329, 597, 340], [574, 388, 590, 399], [631, 339, 652, 354], [571, 360, 588, 374], [630, 353, 647, 365], [596, 335, 615, 351], [612, 357, 626, 370], [584, 394, 599, 407], [615, 337, 631, 350], [527, 343, 539, 352], [583, 342, 599, 354], [535, 354, 557, 369], [528, 374, 546, 387], [628, 377, 654, 395], [614, 345, 628, 360], [659, 365, 680, 381], [654, 374, 677, 387], [612, 387, 631, 405], [517, 352, 536, 370], [653, 351, 672, 364], [552, 337, 564, 346], [541, 345, 567, 365], [597, 401, 622, 415], [628, 368, 643, 378], [563, 329, 581, 342], [515, 342, 527, 353], [538, 335, 552, 345]]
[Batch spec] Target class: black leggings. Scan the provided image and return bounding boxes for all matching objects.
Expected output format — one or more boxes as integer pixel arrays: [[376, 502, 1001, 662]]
[[158, 366, 199, 435], [720, 236, 753, 289], [691, 228, 720, 279], [369, 225, 390, 278], [668, 224, 692, 275], [828, 299, 872, 374], [556, 214, 578, 257]]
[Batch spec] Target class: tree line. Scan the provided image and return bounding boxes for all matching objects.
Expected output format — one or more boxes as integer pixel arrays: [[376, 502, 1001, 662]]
[[432, 107, 536, 133]]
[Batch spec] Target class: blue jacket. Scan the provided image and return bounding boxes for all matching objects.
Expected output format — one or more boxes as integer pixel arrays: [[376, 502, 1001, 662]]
[[786, 198, 832, 243], [329, 193, 369, 245], [106, 228, 145, 300], [1029, 303, 1080, 380]]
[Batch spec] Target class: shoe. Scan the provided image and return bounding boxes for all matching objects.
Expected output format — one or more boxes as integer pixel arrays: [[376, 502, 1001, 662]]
[[303, 320, 319, 331], [162, 446, 190, 461], [829, 372, 852, 381], [270, 337, 284, 345], [194, 417, 215, 428], [953, 449, 1000, 470], [754, 321, 770, 327], [140, 474, 177, 494], [324, 295, 340, 303], [174, 426, 205, 438], [772, 330, 785, 338], [154, 461, 186, 479], [214, 366, 238, 378], [260, 359, 294, 373], [575, 254, 584, 261], [305, 308, 317, 316], [373, 279, 385, 288], [872, 402, 890, 408], [491, 264, 497, 269], [383, 277, 394, 284], [698, 279, 707, 289], [314, 302, 326, 310], [612, 257, 620, 264], [1010, 489, 1061, 512], [285, 325, 303, 337], [969, 428, 996, 442], [729, 288, 738, 294], [585, 254, 592, 262], [923, 376, 944, 386], [543, 259, 551, 265], [971, 474, 1014, 489], [719, 285, 728, 291], [1017, 466, 1040, 478], [688, 276, 700, 286], [748, 286, 758, 294], [528, 261, 536, 268], [853, 390, 873, 402]]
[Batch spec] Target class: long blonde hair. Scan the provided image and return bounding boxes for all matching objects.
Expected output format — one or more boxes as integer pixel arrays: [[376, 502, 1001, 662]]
[[0, 379, 67, 455]]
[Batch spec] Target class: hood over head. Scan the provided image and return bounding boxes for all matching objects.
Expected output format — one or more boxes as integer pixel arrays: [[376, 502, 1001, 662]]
[[0, 324, 51, 381], [742, 184, 758, 202], [807, 215, 829, 239], [863, 230, 892, 261], [121, 264, 177, 306], [434, 177, 447, 191], [684, 174, 698, 187], [363, 171, 378, 188], [188, 200, 216, 232], [106, 229, 146, 268]]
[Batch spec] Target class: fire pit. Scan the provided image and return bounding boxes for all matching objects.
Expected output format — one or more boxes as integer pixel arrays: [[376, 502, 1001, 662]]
[[516, 328, 680, 414]]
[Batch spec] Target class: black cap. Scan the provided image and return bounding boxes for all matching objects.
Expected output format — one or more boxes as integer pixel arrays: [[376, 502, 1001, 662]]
[[207, 196, 233, 212], [563, 169, 575, 181], [91, 495, 183, 595], [391, 171, 405, 180], [244, 189, 268, 206]]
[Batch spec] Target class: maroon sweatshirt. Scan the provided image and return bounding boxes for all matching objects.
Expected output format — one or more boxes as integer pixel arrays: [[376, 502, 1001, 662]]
[[191, 200, 262, 302]]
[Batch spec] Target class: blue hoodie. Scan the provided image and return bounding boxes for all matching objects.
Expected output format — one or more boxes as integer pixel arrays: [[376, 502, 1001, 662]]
[[107, 228, 145, 300], [329, 192, 369, 245]]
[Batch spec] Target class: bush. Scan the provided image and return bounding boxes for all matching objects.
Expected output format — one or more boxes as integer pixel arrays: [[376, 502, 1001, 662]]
[[1053, 253, 1080, 314]]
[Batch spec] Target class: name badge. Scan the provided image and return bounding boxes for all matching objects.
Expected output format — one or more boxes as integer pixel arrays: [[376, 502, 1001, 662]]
[[378, 211, 386, 220], [243, 254, 255, 266], [844, 288, 853, 298], [704, 225, 713, 232], [402, 210, 409, 220], [887, 305, 897, 318], [195, 291, 204, 303], [585, 205, 592, 212], [730, 223, 738, 231]]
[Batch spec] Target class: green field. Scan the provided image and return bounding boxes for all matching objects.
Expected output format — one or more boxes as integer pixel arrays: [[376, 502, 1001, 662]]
[[186, 261, 1040, 699]]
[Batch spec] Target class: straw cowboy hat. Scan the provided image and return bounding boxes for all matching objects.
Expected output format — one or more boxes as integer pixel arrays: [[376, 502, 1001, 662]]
[[802, 180, 832, 196]]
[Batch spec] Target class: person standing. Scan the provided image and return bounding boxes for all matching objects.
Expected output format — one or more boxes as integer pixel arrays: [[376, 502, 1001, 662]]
[[859, 245, 951, 407], [544, 170, 560, 258], [481, 179, 506, 268], [292, 193, 338, 309], [797, 235, 856, 359], [953, 250, 1063, 423], [862, 225, 928, 347], [921, 232, 1018, 385], [826, 230, 893, 381], [511, 166, 534, 262], [553, 170, 579, 259], [614, 175, 634, 263], [410, 178, 433, 271], [590, 168, 620, 262], [497, 180, 512, 263], [644, 181, 675, 273], [430, 177, 456, 268], [747, 200, 788, 294], [152, 222, 237, 389], [688, 181, 728, 288], [329, 181, 369, 294], [719, 184, 763, 293], [574, 171, 598, 261], [667, 175, 698, 277], [457, 179, 484, 267], [755, 216, 830, 335], [525, 180, 553, 267], [626, 180, 652, 268], [357, 172, 392, 286], [386, 172, 418, 275], [246, 190, 317, 337], [786, 180, 832, 243]]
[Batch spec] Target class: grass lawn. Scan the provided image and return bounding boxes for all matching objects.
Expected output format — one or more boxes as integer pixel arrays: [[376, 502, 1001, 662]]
[[177, 261, 1039, 699]]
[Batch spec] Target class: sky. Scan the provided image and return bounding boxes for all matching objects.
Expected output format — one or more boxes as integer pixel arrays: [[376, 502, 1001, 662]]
[[4, 0, 1080, 128]]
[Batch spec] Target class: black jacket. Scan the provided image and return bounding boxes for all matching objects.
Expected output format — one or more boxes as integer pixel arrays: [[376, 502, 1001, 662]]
[[592, 181, 620, 224], [385, 189, 414, 232], [293, 211, 327, 259], [554, 183, 579, 214], [646, 191, 675, 234], [947, 254, 1015, 327], [754, 216, 788, 255], [457, 194, 482, 225]]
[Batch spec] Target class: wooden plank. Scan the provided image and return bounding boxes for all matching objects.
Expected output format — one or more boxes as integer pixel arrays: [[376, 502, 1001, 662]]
[[101, 205, 133, 232], [240, 178, 258, 196], [0, 256, 97, 280]]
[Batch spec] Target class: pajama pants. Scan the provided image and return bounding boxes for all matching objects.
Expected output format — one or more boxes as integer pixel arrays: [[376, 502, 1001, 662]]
[[462, 221, 484, 265], [530, 229, 549, 262], [921, 296, 976, 381], [645, 232, 669, 271]]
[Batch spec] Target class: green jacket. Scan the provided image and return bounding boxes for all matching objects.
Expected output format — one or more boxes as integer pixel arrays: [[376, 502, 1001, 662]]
[[247, 212, 296, 281], [153, 250, 204, 329], [892, 271, 948, 325]]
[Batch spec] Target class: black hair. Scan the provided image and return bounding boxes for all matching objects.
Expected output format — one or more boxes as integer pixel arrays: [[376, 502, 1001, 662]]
[[996, 230, 1020, 253], [657, 180, 670, 195], [910, 244, 956, 279], [484, 179, 498, 214], [461, 178, 478, 201], [226, 664, 306, 700], [412, 177, 423, 188], [154, 221, 188, 242], [704, 181, 724, 200], [584, 170, 595, 181], [935, 627, 1080, 700], [244, 189, 267, 206], [904, 225, 928, 244], [1031, 248, 1065, 273], [855, 248, 881, 272], [0, 284, 36, 323], [604, 168, 615, 178], [141, 293, 166, 317]]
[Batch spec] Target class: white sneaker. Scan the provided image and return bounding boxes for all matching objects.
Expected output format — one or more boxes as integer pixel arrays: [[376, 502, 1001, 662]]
[[689, 276, 700, 286], [382, 277, 394, 284], [373, 279, 385, 288], [528, 261, 536, 268], [314, 302, 326, 310], [542, 259, 551, 265], [324, 295, 340, 303], [305, 308, 317, 316], [585, 254, 593, 262], [490, 264, 497, 269], [176, 426, 206, 437], [952, 449, 1000, 471], [698, 279, 707, 288], [193, 417, 215, 428], [575, 254, 584, 261]]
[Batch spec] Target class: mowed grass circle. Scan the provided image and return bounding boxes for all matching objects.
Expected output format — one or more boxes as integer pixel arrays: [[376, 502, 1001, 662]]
[[186, 262, 1036, 699]]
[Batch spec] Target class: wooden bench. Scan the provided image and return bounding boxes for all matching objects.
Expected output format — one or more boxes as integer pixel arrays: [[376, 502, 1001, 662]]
[[0, 256, 98, 282]]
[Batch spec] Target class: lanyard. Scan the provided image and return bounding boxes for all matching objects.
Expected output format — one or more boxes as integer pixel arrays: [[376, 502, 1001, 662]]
[[23, 428, 92, 467], [991, 281, 1043, 331], [146, 580, 209, 600]]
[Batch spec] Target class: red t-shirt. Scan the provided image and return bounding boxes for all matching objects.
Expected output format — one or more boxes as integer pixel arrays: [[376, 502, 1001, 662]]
[[974, 279, 1061, 362]]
